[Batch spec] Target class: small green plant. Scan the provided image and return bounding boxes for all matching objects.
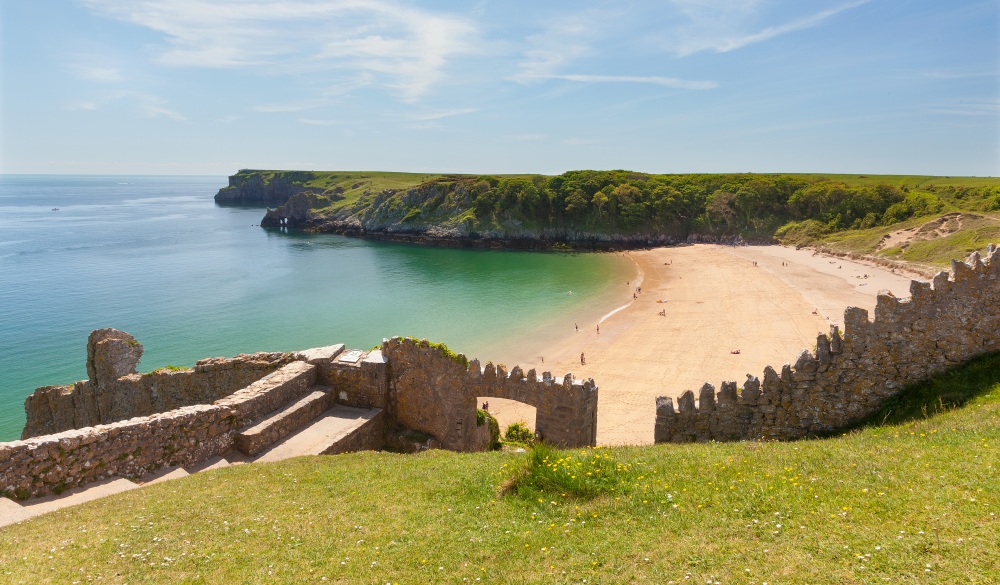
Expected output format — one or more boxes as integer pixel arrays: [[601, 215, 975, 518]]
[[152, 365, 187, 373], [476, 409, 487, 426], [405, 337, 469, 368], [503, 421, 535, 446], [501, 442, 630, 499]]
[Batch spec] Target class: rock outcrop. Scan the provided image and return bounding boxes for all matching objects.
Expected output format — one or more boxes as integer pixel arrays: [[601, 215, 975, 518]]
[[214, 170, 316, 205]]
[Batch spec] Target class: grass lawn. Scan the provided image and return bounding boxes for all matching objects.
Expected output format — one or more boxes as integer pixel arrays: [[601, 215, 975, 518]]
[[2, 357, 998, 584]]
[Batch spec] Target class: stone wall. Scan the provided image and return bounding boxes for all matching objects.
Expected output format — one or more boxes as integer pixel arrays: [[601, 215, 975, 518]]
[[2, 361, 316, 499], [655, 246, 1000, 443], [22, 329, 294, 438], [318, 350, 390, 409], [5, 325, 598, 498], [382, 337, 598, 451], [0, 405, 237, 499]]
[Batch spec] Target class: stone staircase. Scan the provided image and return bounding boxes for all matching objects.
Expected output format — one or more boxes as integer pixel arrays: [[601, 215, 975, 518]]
[[2, 344, 389, 528], [1, 401, 385, 528], [235, 386, 335, 456]]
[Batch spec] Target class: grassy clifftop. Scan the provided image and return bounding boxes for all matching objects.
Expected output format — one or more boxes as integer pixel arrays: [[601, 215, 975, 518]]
[[236, 169, 1000, 254], [3, 354, 998, 583]]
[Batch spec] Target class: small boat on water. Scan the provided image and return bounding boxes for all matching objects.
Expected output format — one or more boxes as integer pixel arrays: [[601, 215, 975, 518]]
[[52, 208, 59, 211]]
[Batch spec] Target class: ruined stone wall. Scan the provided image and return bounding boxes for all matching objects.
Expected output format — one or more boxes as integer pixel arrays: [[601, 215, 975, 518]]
[[22, 328, 294, 438], [655, 246, 1000, 443], [318, 350, 390, 409], [0, 405, 238, 500], [2, 361, 316, 499], [382, 337, 598, 451]]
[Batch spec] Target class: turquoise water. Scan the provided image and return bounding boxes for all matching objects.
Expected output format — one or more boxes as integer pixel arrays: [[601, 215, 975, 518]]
[[0, 175, 631, 441]]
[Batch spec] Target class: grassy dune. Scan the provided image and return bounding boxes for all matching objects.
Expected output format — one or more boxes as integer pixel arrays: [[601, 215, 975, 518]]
[[2, 355, 999, 584], [814, 212, 1000, 268]]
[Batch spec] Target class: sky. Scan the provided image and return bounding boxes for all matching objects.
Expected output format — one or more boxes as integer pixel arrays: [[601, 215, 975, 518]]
[[0, 0, 997, 176]]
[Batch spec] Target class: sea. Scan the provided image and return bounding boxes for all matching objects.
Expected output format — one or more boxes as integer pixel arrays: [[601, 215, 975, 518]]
[[0, 175, 633, 441]]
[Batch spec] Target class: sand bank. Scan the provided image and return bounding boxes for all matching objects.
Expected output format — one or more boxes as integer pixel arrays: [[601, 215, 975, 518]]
[[485, 244, 920, 446]]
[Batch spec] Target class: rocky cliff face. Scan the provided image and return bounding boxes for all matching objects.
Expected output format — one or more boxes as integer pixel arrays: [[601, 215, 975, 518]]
[[260, 184, 765, 250], [260, 192, 339, 227], [214, 170, 316, 205]]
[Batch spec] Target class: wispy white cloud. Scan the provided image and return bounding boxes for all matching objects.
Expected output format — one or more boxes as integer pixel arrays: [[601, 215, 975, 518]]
[[926, 99, 1000, 117], [80, 0, 479, 100], [409, 108, 478, 121], [540, 74, 717, 90], [921, 70, 1000, 80], [666, 0, 873, 56], [297, 118, 344, 126], [504, 133, 548, 142], [65, 89, 186, 120], [510, 6, 719, 92], [251, 100, 332, 113], [66, 61, 124, 82], [511, 7, 616, 83]]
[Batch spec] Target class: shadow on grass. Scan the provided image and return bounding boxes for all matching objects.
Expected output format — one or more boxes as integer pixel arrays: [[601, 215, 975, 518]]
[[848, 351, 1000, 430]]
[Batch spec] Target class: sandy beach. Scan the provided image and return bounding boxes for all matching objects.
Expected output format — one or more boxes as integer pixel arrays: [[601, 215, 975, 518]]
[[485, 244, 920, 446]]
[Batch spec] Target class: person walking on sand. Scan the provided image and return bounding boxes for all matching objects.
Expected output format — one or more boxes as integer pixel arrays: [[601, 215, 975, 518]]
[[575, 323, 578, 332], [580, 353, 586, 365], [597, 324, 600, 334]]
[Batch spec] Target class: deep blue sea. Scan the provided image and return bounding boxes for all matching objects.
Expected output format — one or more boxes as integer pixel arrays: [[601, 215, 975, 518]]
[[0, 175, 631, 441]]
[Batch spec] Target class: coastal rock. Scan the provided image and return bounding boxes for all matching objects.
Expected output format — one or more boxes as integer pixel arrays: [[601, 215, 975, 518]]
[[260, 192, 336, 228], [214, 170, 316, 205], [86, 328, 142, 384]]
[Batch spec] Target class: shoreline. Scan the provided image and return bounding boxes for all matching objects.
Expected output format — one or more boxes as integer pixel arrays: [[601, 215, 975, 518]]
[[483, 243, 920, 446]]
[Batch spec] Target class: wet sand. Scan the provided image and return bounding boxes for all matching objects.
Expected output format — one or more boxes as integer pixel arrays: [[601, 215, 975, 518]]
[[485, 244, 919, 446]]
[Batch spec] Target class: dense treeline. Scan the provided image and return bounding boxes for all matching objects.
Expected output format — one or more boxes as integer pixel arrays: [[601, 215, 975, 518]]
[[401, 171, 1000, 239]]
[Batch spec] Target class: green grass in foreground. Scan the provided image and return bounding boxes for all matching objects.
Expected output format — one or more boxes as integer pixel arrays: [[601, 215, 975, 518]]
[[2, 357, 999, 584]]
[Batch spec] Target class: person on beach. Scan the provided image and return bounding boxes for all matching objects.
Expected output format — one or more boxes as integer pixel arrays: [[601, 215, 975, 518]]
[[580, 353, 586, 365], [575, 323, 578, 332], [597, 324, 600, 334]]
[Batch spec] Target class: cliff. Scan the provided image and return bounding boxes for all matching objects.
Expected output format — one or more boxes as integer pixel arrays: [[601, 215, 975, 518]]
[[230, 169, 1000, 251], [214, 169, 317, 205], [259, 177, 762, 250]]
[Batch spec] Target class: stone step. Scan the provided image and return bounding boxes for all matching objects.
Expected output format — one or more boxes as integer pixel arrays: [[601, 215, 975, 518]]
[[188, 455, 233, 473], [254, 405, 385, 463], [143, 466, 191, 485], [0, 477, 139, 528], [235, 387, 334, 456]]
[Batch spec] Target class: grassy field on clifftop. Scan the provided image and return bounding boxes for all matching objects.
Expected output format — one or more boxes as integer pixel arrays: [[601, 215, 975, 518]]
[[2, 355, 999, 584]]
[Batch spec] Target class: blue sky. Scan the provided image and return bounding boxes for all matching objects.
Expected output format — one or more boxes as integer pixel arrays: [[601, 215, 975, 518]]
[[1, 0, 997, 176]]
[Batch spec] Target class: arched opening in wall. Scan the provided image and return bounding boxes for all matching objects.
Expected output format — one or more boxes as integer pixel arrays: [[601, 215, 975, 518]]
[[477, 396, 536, 442]]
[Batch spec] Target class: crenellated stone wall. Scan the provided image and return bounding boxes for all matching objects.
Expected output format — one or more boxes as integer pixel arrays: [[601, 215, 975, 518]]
[[655, 245, 1000, 443], [22, 329, 294, 439], [382, 337, 598, 451]]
